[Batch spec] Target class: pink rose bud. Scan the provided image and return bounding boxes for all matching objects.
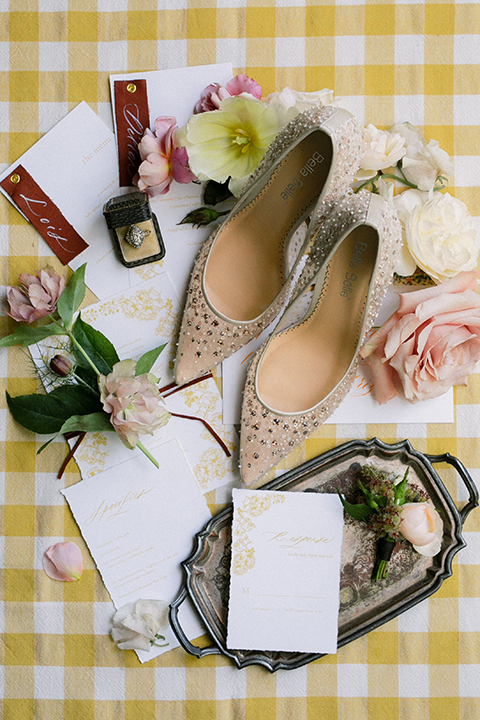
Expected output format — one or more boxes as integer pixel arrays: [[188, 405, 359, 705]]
[[43, 541, 83, 581], [50, 355, 73, 377], [399, 502, 443, 557]]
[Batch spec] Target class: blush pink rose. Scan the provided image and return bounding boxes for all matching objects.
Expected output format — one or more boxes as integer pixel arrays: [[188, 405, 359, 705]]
[[399, 502, 443, 556], [361, 270, 480, 404], [134, 116, 196, 197], [6, 268, 66, 323], [98, 359, 170, 449], [194, 74, 262, 113]]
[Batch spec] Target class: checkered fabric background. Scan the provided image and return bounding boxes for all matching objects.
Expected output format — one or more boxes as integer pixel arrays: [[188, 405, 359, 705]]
[[1, 1, 480, 718]]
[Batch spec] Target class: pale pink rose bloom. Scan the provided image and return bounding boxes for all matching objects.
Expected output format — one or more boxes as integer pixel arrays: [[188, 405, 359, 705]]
[[399, 502, 443, 556], [6, 268, 66, 323], [98, 359, 170, 449], [134, 116, 196, 197], [194, 74, 262, 113], [361, 271, 480, 404], [43, 541, 83, 581]]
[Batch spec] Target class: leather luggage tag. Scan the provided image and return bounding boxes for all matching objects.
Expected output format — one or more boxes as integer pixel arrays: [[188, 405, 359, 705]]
[[114, 79, 150, 187], [0, 165, 89, 265]]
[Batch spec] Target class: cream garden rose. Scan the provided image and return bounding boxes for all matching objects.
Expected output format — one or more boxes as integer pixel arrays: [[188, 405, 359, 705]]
[[396, 189, 478, 283]]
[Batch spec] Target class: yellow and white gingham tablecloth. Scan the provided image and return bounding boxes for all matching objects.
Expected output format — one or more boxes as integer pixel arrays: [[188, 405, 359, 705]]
[[1, 1, 480, 718]]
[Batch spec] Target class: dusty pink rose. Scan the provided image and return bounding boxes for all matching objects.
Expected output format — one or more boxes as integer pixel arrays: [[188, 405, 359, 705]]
[[98, 359, 170, 449], [134, 116, 196, 197], [399, 502, 443, 556], [361, 271, 480, 404], [194, 74, 262, 113], [43, 541, 83, 581], [6, 268, 66, 323]]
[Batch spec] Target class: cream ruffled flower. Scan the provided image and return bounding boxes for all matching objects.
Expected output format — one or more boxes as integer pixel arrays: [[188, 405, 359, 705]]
[[179, 95, 281, 193], [395, 189, 478, 283], [356, 124, 407, 181], [390, 122, 454, 192], [111, 599, 170, 652], [264, 87, 335, 125]]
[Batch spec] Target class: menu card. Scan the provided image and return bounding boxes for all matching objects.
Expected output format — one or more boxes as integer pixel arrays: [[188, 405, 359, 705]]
[[62, 438, 211, 663], [227, 489, 344, 654]]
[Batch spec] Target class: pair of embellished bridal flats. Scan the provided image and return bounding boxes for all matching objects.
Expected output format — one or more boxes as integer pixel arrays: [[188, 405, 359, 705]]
[[174, 106, 402, 486]]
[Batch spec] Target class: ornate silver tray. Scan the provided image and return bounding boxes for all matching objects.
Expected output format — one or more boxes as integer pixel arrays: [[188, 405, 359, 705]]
[[170, 438, 478, 671]]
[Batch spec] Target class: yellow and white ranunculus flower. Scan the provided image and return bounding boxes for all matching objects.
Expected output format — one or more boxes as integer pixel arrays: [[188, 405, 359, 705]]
[[178, 95, 281, 194], [395, 189, 478, 283]]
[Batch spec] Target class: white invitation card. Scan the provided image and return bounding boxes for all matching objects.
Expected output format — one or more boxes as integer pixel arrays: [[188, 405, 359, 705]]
[[62, 439, 211, 663], [227, 489, 344, 654]]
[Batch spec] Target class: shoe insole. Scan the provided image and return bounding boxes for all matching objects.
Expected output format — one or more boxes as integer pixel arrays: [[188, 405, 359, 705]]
[[205, 131, 333, 322], [257, 225, 379, 413]]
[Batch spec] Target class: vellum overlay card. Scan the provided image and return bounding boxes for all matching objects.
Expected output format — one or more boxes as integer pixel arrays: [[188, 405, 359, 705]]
[[227, 490, 344, 654], [62, 439, 212, 663]]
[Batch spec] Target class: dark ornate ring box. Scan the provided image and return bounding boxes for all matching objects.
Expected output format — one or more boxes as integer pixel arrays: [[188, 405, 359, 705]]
[[103, 191, 165, 268]]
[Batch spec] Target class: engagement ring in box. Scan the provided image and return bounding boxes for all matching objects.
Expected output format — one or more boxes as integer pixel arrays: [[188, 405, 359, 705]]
[[103, 191, 165, 268]]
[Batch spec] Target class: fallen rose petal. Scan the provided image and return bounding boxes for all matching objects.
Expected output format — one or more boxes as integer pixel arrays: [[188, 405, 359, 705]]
[[43, 541, 83, 581]]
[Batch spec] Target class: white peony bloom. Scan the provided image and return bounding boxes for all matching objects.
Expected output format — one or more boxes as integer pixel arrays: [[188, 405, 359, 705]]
[[356, 124, 407, 181], [111, 599, 170, 652], [390, 122, 454, 191], [397, 190, 478, 283]]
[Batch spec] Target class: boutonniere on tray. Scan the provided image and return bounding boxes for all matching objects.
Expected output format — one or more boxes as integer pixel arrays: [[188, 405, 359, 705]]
[[338, 463, 443, 581], [0, 264, 229, 476], [129, 72, 480, 407]]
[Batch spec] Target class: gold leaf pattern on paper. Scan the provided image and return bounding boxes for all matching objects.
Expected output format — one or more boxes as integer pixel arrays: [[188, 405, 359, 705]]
[[232, 494, 285, 576], [74, 433, 108, 477]]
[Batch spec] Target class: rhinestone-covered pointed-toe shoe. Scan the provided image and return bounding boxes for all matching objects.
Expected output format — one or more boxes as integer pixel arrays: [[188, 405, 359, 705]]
[[174, 105, 364, 385], [239, 191, 402, 486]]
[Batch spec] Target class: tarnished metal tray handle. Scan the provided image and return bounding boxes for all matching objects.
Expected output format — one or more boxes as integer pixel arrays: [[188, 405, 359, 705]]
[[170, 586, 222, 658], [425, 452, 479, 525], [170, 447, 479, 661]]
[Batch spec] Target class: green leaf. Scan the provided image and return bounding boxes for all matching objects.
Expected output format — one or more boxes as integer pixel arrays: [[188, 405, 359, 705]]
[[394, 468, 410, 506], [6, 385, 102, 435], [58, 412, 113, 435], [56, 264, 86, 330], [135, 344, 167, 376], [72, 313, 120, 375], [37, 412, 114, 454], [74, 366, 100, 394], [337, 490, 374, 523], [0, 323, 65, 347]]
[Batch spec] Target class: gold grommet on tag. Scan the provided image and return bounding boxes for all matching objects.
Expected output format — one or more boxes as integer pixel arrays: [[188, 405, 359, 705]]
[[127, 83, 137, 93], [10, 174, 20, 184]]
